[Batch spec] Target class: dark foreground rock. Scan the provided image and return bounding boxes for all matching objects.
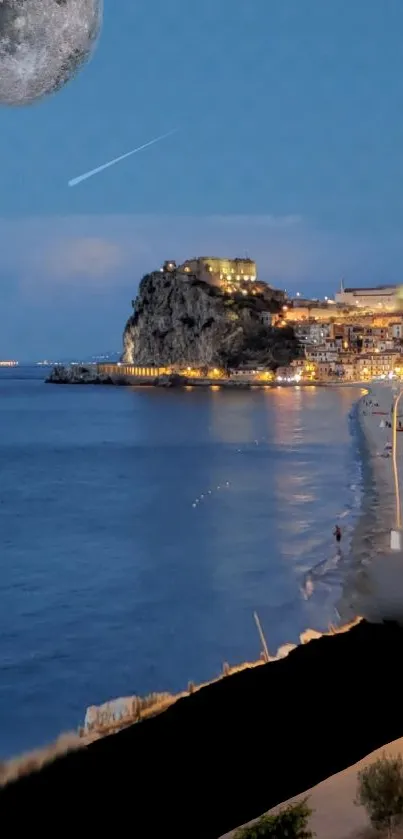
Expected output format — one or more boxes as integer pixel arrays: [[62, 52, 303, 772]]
[[154, 373, 189, 387], [1, 620, 403, 836], [46, 365, 114, 385]]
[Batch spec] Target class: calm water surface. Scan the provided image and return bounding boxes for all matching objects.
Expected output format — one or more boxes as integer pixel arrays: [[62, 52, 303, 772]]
[[0, 370, 363, 756]]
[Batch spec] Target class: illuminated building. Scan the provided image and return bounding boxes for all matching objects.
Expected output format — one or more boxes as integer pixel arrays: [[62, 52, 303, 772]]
[[335, 279, 398, 311], [354, 353, 401, 379], [177, 256, 259, 292]]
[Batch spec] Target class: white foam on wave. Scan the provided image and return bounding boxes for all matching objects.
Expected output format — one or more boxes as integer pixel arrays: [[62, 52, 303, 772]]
[[300, 402, 364, 608]]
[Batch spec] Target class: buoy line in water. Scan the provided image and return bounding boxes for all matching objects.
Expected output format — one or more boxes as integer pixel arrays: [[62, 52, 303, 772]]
[[190, 438, 270, 508], [192, 481, 231, 508]]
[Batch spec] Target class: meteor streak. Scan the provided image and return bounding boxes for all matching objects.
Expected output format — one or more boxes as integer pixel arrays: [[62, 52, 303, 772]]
[[68, 128, 178, 187]]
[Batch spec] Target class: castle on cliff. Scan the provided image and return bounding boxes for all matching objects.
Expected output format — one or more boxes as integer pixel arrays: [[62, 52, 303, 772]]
[[161, 256, 266, 295]]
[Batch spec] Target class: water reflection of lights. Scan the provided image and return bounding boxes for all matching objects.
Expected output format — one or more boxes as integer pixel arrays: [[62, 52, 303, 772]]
[[276, 471, 315, 506], [269, 387, 304, 447], [208, 390, 260, 442]]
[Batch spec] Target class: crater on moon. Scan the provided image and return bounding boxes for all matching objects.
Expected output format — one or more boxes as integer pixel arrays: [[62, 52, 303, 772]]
[[0, 0, 103, 106]]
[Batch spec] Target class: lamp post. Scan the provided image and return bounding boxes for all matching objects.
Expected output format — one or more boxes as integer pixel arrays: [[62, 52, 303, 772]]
[[391, 386, 403, 550]]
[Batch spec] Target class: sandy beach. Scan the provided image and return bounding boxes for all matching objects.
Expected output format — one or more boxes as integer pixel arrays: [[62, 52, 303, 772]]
[[342, 382, 403, 623]]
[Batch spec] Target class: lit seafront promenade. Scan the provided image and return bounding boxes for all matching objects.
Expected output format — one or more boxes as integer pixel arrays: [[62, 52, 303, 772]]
[[95, 362, 365, 388]]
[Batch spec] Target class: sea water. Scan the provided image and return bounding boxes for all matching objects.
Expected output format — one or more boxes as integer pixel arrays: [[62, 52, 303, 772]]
[[0, 370, 364, 756]]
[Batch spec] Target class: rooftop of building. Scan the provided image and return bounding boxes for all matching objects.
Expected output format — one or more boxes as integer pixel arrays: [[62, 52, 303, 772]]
[[187, 256, 256, 265], [342, 285, 397, 293]]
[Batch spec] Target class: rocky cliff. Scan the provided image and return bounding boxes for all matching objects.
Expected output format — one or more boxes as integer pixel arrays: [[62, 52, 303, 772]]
[[122, 270, 299, 369], [46, 365, 114, 385]]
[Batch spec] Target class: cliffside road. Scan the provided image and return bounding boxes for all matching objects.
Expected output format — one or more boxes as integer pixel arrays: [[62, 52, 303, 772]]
[[2, 621, 403, 837]]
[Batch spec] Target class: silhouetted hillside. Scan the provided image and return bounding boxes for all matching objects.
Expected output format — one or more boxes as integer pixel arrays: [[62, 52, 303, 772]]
[[1, 620, 403, 837]]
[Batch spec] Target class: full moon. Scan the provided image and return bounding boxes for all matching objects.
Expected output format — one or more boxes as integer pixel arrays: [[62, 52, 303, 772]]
[[0, 0, 103, 106]]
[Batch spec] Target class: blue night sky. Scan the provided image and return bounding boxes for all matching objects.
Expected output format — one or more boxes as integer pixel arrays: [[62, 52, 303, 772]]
[[0, 0, 403, 358]]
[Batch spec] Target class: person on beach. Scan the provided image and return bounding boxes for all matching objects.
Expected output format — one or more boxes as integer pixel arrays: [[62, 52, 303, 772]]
[[333, 525, 341, 544]]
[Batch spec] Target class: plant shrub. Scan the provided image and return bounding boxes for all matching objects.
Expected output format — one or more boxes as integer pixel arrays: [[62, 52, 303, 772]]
[[234, 799, 313, 839], [356, 754, 403, 837]]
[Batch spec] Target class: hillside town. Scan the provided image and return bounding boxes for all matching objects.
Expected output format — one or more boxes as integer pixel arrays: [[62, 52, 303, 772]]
[[91, 256, 403, 385], [276, 279, 403, 383]]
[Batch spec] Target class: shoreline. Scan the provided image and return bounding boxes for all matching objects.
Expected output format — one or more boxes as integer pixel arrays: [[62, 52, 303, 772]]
[[338, 381, 403, 624], [334, 392, 378, 625], [45, 364, 367, 390]]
